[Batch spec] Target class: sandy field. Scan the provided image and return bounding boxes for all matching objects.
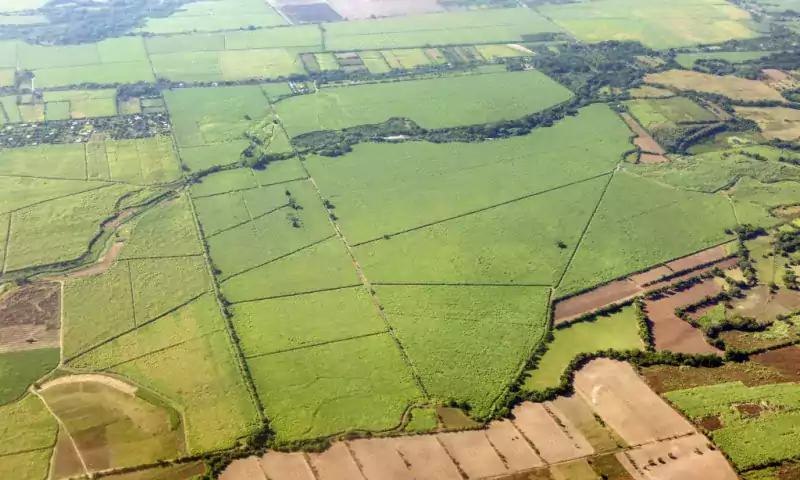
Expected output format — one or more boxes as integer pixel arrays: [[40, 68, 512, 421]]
[[735, 106, 800, 141], [391, 435, 462, 480], [438, 430, 507, 479], [306, 443, 364, 480], [219, 456, 266, 480], [485, 419, 544, 471], [511, 402, 594, 463], [259, 452, 315, 480], [617, 434, 737, 480], [349, 438, 414, 480]]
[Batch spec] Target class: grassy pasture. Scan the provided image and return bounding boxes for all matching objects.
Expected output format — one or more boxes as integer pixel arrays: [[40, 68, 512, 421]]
[[138, 0, 287, 34], [128, 257, 212, 325], [232, 287, 385, 356], [190, 169, 259, 198], [33, 63, 155, 88], [0, 348, 59, 405], [246, 333, 422, 441], [379, 285, 551, 418], [313, 53, 340, 71], [6, 184, 135, 272], [164, 86, 271, 147], [0, 177, 104, 215], [675, 50, 775, 68], [43, 89, 117, 118], [324, 8, 560, 50], [276, 70, 573, 136], [523, 306, 642, 391], [106, 136, 182, 185], [729, 177, 800, 227], [476, 44, 529, 60], [645, 70, 784, 102], [0, 143, 86, 180], [222, 237, 359, 303], [0, 394, 57, 455], [179, 140, 250, 172], [666, 382, 800, 470], [539, 0, 757, 48], [112, 331, 259, 453], [382, 49, 431, 69], [625, 97, 716, 129], [44, 101, 70, 121], [359, 51, 391, 73], [120, 195, 202, 260], [41, 381, 183, 471], [306, 104, 630, 245], [558, 172, 737, 297], [0, 449, 53, 480], [195, 181, 290, 235], [150, 49, 304, 83], [357, 176, 608, 285]]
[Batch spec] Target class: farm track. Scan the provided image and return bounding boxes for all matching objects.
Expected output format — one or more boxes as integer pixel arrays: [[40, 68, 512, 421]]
[[31, 389, 90, 477]]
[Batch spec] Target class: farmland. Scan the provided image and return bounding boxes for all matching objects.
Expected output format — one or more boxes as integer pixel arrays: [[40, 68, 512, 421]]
[[3, 0, 800, 478]]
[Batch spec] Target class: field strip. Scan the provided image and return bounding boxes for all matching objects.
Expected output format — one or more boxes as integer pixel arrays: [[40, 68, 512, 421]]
[[31, 390, 90, 476], [206, 204, 289, 239], [219, 234, 337, 283], [372, 282, 553, 287], [243, 330, 390, 360], [230, 284, 364, 305], [126, 260, 137, 327], [554, 173, 616, 290], [64, 292, 210, 364], [99, 329, 225, 371], [191, 176, 308, 199], [120, 253, 205, 261], [0, 213, 10, 274], [0, 182, 115, 216], [351, 172, 614, 247]]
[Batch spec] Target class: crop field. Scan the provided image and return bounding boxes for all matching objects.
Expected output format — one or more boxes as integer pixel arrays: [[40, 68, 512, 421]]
[[106, 136, 182, 185], [277, 70, 572, 136], [645, 70, 785, 102], [675, 50, 776, 67], [42, 89, 117, 118], [735, 106, 800, 140], [523, 306, 642, 392], [0, 394, 58, 454], [137, 0, 287, 34], [625, 97, 716, 129], [119, 195, 203, 260], [150, 48, 305, 83], [0, 348, 58, 404], [539, 0, 757, 48]]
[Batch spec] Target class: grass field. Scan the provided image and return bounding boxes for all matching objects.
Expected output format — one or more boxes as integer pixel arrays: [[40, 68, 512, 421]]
[[666, 382, 800, 470], [0, 449, 53, 480], [106, 136, 182, 185], [178, 140, 250, 172], [0, 177, 103, 215], [675, 51, 775, 67], [0, 143, 86, 180], [729, 177, 800, 227], [128, 257, 212, 324], [404, 407, 438, 432], [359, 51, 392, 73], [625, 97, 716, 129], [324, 8, 560, 50], [0, 394, 57, 455], [150, 49, 304, 83], [41, 381, 183, 471], [138, 0, 287, 34], [0, 348, 59, 404], [382, 49, 431, 69], [539, 0, 757, 48], [357, 177, 608, 285], [120, 195, 203, 260], [232, 287, 385, 356], [43, 89, 117, 118], [276, 70, 573, 136], [378, 285, 551, 418], [645, 70, 784, 102], [523, 306, 643, 391], [306, 104, 629, 245], [246, 333, 422, 441], [557, 172, 737, 297]]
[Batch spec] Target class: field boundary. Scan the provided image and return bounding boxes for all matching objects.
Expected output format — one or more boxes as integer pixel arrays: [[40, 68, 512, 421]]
[[243, 330, 390, 360], [229, 284, 363, 305], [205, 203, 289, 239], [219, 234, 336, 283], [98, 328, 226, 371], [372, 282, 553, 287], [190, 176, 308, 199], [1, 214, 10, 274]]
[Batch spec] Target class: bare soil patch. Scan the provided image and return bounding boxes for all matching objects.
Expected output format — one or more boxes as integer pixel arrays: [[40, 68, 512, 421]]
[[630, 266, 673, 288], [438, 430, 507, 479], [40, 374, 138, 395], [348, 438, 413, 480], [51, 428, 86, 479], [666, 246, 727, 273], [511, 402, 594, 464], [753, 345, 800, 381], [698, 415, 723, 431], [0, 282, 60, 352], [259, 452, 315, 480], [639, 153, 669, 164], [641, 362, 788, 394], [281, 3, 342, 22], [621, 113, 666, 154], [734, 403, 765, 418], [573, 359, 696, 446], [616, 433, 737, 480], [391, 435, 462, 480], [735, 106, 800, 141], [548, 395, 620, 453], [762, 69, 799, 91], [645, 70, 785, 102], [62, 241, 124, 280], [485, 419, 544, 471], [554, 280, 642, 325], [306, 443, 364, 480], [219, 456, 266, 480], [328, 0, 443, 19], [646, 258, 738, 291], [646, 279, 723, 355]]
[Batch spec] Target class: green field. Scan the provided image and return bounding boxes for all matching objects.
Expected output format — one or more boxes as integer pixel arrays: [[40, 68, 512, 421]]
[[675, 51, 775, 67], [246, 333, 422, 441], [625, 97, 716, 129], [0, 143, 86, 180], [106, 136, 182, 185], [0, 349, 59, 404], [523, 306, 643, 391], [277, 70, 572, 136], [43, 89, 117, 118], [150, 48, 304, 83], [120, 195, 203, 260], [667, 382, 800, 470], [138, 0, 287, 34], [0, 394, 57, 455], [379, 285, 551, 418], [307, 105, 629, 245], [359, 51, 392, 73]]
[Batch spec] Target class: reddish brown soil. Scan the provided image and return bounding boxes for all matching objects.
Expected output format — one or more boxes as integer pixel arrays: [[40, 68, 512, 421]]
[[646, 258, 738, 291], [438, 430, 507, 479], [306, 443, 364, 480], [391, 435, 462, 480], [638, 153, 669, 164], [554, 280, 642, 325], [629, 266, 673, 288], [485, 419, 543, 471], [573, 359, 696, 445], [699, 415, 723, 431], [735, 403, 765, 418], [259, 452, 315, 480], [621, 113, 666, 154], [720, 328, 800, 352], [617, 434, 738, 480], [641, 362, 788, 394], [511, 402, 593, 464], [753, 346, 800, 381], [646, 278, 723, 355], [666, 246, 728, 273], [0, 282, 60, 352]]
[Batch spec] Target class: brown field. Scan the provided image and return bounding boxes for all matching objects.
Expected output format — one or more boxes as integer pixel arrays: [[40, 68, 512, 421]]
[[259, 452, 315, 480], [639, 153, 669, 164], [646, 258, 738, 291], [646, 278, 723, 355], [627, 86, 674, 99], [645, 70, 785, 102], [219, 456, 266, 480], [719, 326, 800, 352], [734, 106, 800, 141], [642, 361, 788, 394], [51, 429, 86, 479], [573, 359, 696, 446], [485, 419, 544, 471], [107, 463, 205, 480], [306, 443, 364, 480], [438, 430, 507, 479], [328, 0, 443, 19], [554, 280, 642, 325], [391, 435, 462, 480], [629, 266, 673, 287], [762, 69, 799, 91], [348, 438, 414, 480], [621, 113, 666, 154], [616, 434, 737, 480], [548, 396, 620, 452], [61, 241, 124, 280], [588, 454, 633, 480], [0, 282, 60, 352], [550, 459, 600, 480], [729, 284, 800, 322], [752, 345, 800, 381], [511, 402, 594, 463], [666, 246, 728, 273]]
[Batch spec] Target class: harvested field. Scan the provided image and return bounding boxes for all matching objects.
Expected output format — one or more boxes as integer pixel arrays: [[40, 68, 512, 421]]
[[259, 452, 314, 480], [735, 106, 800, 141], [328, 0, 443, 19], [639, 153, 669, 164], [647, 258, 738, 291], [646, 278, 723, 355], [617, 433, 737, 480], [348, 438, 414, 479], [550, 459, 599, 480], [629, 266, 673, 287], [392, 435, 463, 480], [438, 430, 507, 479], [573, 359, 696, 445], [548, 395, 620, 453], [644, 70, 784, 102], [620, 113, 665, 154], [511, 402, 594, 463], [50, 429, 86, 479], [752, 346, 800, 381], [219, 456, 265, 480], [0, 282, 60, 352], [554, 280, 642, 325], [729, 284, 800, 322], [306, 443, 364, 480], [485, 419, 544, 471], [762, 69, 799, 91]]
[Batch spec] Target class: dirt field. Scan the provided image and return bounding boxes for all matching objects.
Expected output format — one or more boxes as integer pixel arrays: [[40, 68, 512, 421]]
[[629, 266, 673, 287], [51, 429, 86, 479], [729, 284, 800, 322], [485, 419, 544, 471], [642, 362, 788, 394], [349, 438, 415, 480], [735, 106, 800, 141], [554, 280, 642, 325], [438, 430, 507, 479], [645, 70, 785, 102], [328, 0, 443, 19], [0, 282, 60, 352], [40, 374, 138, 395], [511, 402, 594, 463], [646, 279, 723, 355], [392, 435, 463, 480], [621, 113, 666, 154], [548, 396, 619, 453], [259, 452, 315, 480], [573, 359, 696, 446], [306, 443, 364, 480], [617, 434, 737, 480], [220, 456, 266, 480], [762, 69, 799, 91], [753, 345, 800, 381], [647, 258, 738, 291]]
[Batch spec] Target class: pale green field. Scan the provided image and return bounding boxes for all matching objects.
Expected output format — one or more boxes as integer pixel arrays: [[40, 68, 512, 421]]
[[43, 89, 117, 118], [106, 136, 183, 185], [150, 49, 304, 83], [277, 70, 573, 136], [625, 96, 716, 129], [675, 50, 775, 67], [119, 195, 204, 260], [0, 143, 86, 180], [138, 0, 287, 34]]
